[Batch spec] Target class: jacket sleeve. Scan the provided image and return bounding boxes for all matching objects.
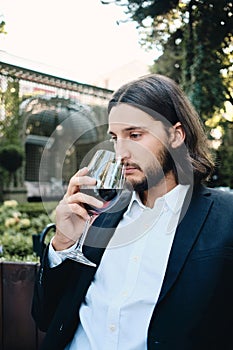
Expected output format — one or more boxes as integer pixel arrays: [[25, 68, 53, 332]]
[[31, 245, 81, 332]]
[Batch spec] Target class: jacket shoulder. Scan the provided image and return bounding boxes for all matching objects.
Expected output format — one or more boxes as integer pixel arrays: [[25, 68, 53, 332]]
[[204, 186, 233, 204], [201, 186, 233, 224]]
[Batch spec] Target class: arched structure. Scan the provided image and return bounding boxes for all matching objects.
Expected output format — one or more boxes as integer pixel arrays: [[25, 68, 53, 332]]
[[21, 96, 108, 201], [0, 53, 113, 201]]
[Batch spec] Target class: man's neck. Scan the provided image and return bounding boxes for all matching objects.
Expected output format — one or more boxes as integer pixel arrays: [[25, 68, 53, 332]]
[[139, 173, 178, 208]]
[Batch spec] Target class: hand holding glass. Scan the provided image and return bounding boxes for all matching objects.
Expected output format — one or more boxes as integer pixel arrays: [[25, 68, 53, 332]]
[[64, 150, 125, 267]]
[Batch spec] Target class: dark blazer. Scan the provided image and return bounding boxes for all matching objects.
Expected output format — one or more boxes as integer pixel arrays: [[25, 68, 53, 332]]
[[32, 186, 233, 350]]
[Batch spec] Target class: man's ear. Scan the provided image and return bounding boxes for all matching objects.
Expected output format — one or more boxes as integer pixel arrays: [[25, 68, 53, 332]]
[[169, 122, 186, 149]]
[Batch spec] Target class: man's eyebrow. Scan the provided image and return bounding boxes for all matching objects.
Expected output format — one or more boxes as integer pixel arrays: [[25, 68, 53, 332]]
[[107, 126, 149, 135]]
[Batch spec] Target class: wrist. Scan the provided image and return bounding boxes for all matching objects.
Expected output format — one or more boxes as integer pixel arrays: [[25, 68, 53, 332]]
[[52, 230, 75, 251]]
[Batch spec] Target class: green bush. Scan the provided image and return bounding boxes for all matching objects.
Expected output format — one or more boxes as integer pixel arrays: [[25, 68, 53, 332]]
[[0, 144, 24, 173], [0, 200, 54, 262], [18, 202, 57, 218]]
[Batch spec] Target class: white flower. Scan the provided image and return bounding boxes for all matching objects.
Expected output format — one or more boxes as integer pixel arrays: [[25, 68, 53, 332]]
[[20, 218, 31, 228], [5, 217, 17, 227], [3, 200, 18, 208]]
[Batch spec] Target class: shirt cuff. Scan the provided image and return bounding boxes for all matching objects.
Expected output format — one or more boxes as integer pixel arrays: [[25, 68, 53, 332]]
[[48, 237, 77, 268]]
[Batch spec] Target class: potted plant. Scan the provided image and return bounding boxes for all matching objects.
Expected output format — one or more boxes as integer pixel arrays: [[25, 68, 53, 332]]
[[0, 199, 54, 350]]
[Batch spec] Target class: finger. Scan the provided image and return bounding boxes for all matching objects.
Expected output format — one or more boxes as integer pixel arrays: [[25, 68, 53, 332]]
[[65, 176, 96, 198], [57, 199, 90, 221], [70, 175, 96, 188], [66, 202, 91, 220], [75, 167, 89, 176], [67, 192, 104, 209], [66, 167, 90, 196]]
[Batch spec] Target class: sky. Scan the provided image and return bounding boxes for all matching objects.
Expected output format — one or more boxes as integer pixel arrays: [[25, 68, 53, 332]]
[[0, 0, 157, 85]]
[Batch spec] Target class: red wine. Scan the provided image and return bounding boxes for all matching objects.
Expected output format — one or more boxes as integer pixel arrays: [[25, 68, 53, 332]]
[[81, 188, 120, 213]]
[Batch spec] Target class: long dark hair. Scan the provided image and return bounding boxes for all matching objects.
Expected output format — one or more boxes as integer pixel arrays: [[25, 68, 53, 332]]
[[108, 74, 215, 185]]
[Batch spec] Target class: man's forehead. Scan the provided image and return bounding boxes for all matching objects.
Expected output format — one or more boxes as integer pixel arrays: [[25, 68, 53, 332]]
[[108, 103, 156, 127], [107, 124, 150, 135]]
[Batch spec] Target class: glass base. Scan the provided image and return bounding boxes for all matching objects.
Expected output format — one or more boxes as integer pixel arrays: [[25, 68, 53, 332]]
[[66, 250, 97, 267]]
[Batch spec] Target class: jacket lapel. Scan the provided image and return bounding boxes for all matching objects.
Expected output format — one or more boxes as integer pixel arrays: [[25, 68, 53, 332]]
[[157, 186, 213, 304]]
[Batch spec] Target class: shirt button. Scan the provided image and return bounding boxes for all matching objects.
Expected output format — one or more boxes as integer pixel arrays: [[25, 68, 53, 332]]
[[133, 255, 140, 262], [109, 324, 116, 332]]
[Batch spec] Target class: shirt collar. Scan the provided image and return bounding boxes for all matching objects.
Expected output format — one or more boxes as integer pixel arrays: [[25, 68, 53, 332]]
[[124, 191, 145, 216], [126, 184, 190, 215], [160, 184, 190, 214]]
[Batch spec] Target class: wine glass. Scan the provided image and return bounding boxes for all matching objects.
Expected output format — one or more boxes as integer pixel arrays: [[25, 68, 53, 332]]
[[64, 149, 125, 267]]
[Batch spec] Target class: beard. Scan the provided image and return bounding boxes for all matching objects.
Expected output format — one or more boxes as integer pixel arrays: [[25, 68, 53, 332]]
[[126, 146, 175, 193]]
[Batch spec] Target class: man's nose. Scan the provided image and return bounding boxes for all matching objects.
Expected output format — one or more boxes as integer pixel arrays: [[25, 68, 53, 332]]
[[114, 139, 131, 161]]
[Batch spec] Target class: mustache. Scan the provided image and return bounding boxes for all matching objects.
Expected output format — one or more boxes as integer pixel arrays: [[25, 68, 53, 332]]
[[123, 162, 142, 171]]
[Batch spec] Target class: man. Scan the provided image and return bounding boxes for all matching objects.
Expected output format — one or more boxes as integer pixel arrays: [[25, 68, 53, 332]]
[[32, 74, 233, 350]]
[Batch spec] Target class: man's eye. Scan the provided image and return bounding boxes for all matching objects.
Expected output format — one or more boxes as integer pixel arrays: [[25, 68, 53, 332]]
[[130, 133, 142, 139]]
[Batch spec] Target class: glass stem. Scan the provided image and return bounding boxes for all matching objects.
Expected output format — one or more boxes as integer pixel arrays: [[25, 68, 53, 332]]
[[76, 215, 93, 252]]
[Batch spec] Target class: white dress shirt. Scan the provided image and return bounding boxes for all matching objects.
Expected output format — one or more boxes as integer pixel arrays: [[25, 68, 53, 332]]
[[49, 184, 189, 350]]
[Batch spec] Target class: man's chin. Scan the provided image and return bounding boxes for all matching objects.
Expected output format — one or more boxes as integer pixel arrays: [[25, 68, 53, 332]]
[[126, 177, 148, 193], [126, 168, 168, 192]]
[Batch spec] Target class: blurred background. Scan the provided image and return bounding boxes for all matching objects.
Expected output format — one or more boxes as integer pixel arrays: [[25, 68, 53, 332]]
[[0, 3, 232, 346], [0, 0, 232, 204]]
